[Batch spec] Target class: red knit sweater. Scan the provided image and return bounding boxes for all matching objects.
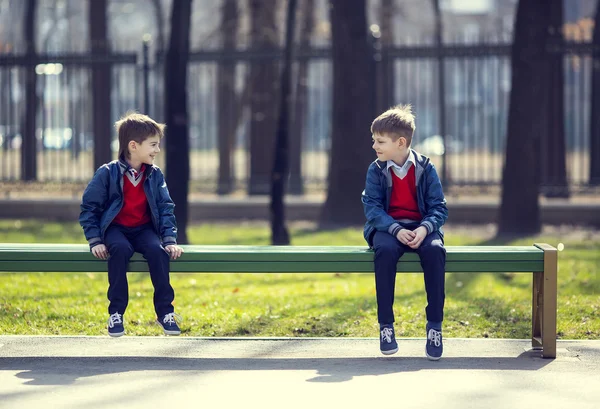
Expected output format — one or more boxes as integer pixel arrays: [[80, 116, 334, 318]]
[[112, 165, 151, 227], [388, 165, 422, 221]]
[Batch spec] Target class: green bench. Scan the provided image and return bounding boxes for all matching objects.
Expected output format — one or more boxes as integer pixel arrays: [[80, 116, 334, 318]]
[[0, 242, 558, 358]]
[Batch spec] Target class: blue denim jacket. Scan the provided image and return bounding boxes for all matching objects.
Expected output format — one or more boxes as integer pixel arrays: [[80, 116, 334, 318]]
[[79, 158, 178, 249], [362, 149, 448, 248]]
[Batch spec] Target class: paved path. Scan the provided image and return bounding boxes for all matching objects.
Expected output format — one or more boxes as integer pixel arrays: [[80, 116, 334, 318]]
[[1, 336, 599, 409]]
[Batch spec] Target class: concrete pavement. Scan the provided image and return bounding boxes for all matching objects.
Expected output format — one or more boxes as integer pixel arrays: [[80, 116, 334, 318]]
[[1, 336, 599, 409]]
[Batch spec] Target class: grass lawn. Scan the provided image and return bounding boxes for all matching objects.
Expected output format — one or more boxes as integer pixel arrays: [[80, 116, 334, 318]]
[[0, 220, 598, 339]]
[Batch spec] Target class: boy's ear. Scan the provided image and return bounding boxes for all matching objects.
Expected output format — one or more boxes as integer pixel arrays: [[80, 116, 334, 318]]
[[128, 140, 137, 152]]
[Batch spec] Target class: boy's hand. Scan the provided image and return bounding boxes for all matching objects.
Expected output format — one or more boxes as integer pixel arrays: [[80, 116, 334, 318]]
[[407, 226, 428, 249], [91, 244, 108, 260], [165, 244, 184, 260], [396, 229, 416, 245]]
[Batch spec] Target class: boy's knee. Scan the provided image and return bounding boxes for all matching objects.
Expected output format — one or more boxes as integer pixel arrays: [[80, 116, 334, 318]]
[[374, 242, 402, 260], [142, 244, 168, 259], [109, 243, 134, 258], [420, 241, 445, 258]]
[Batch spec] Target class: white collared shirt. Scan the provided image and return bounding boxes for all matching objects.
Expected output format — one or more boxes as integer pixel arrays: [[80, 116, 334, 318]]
[[386, 150, 415, 180]]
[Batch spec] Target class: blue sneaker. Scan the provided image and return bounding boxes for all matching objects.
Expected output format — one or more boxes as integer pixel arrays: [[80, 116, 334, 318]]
[[426, 324, 443, 360], [107, 312, 124, 337], [156, 312, 182, 335], [380, 325, 398, 355]]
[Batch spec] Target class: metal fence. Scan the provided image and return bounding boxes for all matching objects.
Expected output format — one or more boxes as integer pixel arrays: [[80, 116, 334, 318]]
[[0, 40, 595, 194]]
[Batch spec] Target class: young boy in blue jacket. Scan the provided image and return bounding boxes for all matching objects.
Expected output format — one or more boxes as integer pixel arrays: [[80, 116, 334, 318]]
[[80, 112, 184, 337], [362, 105, 448, 360]]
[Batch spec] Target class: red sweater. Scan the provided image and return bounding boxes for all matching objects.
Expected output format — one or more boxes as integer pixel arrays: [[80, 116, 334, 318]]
[[389, 165, 422, 221], [112, 165, 151, 227]]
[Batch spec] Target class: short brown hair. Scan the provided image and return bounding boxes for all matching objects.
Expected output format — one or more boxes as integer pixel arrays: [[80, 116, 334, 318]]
[[370, 104, 416, 145], [116, 111, 165, 159]]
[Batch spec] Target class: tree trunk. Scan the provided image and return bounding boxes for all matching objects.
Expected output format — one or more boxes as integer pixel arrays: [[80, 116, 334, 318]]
[[270, 0, 297, 245], [498, 0, 551, 236], [21, 0, 37, 181], [289, 0, 315, 195], [164, 0, 192, 244], [248, 0, 279, 195], [217, 0, 239, 195], [590, 1, 600, 185], [89, 0, 112, 170], [320, 0, 375, 226], [541, 0, 569, 197]]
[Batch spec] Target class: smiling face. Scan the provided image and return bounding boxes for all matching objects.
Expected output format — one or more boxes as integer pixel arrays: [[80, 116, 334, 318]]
[[128, 134, 161, 167], [372, 132, 408, 163]]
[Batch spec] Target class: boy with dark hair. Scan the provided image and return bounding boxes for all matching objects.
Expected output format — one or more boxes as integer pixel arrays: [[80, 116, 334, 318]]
[[362, 105, 448, 360], [80, 111, 184, 337]]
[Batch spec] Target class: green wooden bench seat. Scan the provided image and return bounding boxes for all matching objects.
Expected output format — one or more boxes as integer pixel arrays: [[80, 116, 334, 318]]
[[0, 243, 557, 358]]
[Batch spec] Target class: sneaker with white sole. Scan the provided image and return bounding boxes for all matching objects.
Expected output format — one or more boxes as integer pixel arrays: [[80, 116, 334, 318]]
[[156, 312, 182, 335], [107, 312, 124, 337], [380, 324, 399, 355], [425, 324, 443, 360]]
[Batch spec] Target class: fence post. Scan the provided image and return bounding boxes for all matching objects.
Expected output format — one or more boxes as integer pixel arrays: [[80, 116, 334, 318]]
[[433, 0, 448, 187], [142, 35, 151, 115]]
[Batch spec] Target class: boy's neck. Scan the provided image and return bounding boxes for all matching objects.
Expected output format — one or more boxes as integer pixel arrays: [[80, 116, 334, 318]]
[[126, 157, 143, 172], [391, 149, 411, 167]]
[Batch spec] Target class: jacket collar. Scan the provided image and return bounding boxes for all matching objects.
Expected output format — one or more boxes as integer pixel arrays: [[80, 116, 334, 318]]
[[374, 149, 429, 170]]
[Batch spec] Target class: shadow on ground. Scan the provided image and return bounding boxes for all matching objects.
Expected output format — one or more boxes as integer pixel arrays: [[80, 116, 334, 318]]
[[1, 349, 551, 386]]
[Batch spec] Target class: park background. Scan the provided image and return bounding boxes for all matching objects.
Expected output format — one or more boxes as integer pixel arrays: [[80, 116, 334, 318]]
[[0, 0, 598, 338]]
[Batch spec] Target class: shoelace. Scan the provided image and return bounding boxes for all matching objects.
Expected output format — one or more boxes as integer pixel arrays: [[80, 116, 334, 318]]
[[381, 327, 394, 343], [428, 328, 442, 347], [108, 312, 122, 328], [162, 312, 182, 325]]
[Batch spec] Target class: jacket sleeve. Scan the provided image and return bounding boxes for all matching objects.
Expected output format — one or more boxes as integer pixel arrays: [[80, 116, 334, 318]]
[[79, 166, 109, 248], [154, 168, 178, 245], [419, 163, 448, 235], [361, 164, 397, 233]]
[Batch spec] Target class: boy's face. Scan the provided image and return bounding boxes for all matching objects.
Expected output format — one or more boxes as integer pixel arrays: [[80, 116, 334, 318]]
[[371, 132, 406, 162], [129, 134, 161, 165]]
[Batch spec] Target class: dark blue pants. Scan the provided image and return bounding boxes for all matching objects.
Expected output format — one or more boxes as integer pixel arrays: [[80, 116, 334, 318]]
[[104, 223, 175, 317], [373, 229, 446, 325]]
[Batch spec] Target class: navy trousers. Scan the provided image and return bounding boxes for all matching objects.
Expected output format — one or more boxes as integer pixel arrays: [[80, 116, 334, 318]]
[[373, 228, 446, 325], [104, 223, 175, 317]]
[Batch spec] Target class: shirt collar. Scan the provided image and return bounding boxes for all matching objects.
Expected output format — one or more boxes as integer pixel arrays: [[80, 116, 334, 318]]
[[386, 150, 415, 171]]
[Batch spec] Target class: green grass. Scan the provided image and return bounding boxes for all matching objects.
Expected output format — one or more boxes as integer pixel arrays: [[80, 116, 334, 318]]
[[0, 219, 598, 339]]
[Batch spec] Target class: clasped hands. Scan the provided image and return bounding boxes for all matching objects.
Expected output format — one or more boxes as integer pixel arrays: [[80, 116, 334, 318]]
[[396, 226, 428, 249]]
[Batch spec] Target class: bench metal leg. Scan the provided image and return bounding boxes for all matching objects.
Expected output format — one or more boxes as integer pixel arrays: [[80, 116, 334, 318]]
[[534, 243, 557, 359]]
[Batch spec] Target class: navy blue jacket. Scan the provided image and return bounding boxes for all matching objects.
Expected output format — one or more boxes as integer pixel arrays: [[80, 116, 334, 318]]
[[79, 158, 178, 249], [362, 149, 448, 248]]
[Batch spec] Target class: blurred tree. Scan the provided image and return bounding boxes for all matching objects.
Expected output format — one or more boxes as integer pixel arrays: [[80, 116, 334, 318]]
[[165, 0, 192, 244], [21, 0, 37, 181], [271, 0, 297, 245], [320, 0, 375, 226], [498, 0, 551, 235], [288, 0, 315, 195], [89, 0, 112, 170], [591, 0, 600, 186], [217, 0, 239, 195], [248, 0, 279, 195], [541, 0, 569, 197]]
